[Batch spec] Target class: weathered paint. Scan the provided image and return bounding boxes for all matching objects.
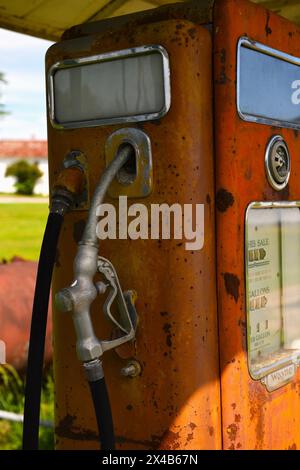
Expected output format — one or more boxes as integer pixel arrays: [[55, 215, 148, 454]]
[[214, 0, 300, 450], [53, 167, 85, 197], [47, 18, 221, 449]]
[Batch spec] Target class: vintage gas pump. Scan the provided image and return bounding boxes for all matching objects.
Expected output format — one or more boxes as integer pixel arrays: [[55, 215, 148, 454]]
[[25, 0, 300, 451], [214, 0, 300, 450], [44, 0, 219, 451]]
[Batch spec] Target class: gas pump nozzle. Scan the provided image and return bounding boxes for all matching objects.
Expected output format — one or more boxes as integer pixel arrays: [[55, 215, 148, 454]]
[[55, 144, 138, 450], [55, 254, 138, 362], [56, 144, 138, 362]]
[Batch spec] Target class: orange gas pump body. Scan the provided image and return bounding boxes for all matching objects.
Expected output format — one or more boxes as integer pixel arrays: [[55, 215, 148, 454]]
[[47, 17, 221, 449], [214, 0, 300, 450]]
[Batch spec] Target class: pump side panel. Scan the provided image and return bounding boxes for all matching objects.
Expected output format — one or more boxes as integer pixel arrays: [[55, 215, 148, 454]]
[[214, 0, 300, 450], [47, 20, 221, 450]]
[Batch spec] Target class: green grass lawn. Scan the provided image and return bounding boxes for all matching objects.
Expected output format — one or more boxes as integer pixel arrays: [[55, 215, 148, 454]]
[[0, 203, 48, 261]]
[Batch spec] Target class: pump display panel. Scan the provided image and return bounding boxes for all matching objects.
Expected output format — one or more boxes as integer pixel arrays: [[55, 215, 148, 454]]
[[237, 37, 300, 129], [246, 202, 300, 388], [48, 45, 171, 129]]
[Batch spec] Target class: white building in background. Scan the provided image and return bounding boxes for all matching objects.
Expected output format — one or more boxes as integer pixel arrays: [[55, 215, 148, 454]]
[[0, 140, 49, 195]]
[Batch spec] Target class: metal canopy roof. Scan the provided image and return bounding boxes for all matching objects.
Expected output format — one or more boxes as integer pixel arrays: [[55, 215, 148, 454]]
[[0, 0, 299, 42]]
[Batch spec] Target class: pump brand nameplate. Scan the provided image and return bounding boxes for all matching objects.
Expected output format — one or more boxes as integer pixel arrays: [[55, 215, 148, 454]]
[[261, 364, 296, 392]]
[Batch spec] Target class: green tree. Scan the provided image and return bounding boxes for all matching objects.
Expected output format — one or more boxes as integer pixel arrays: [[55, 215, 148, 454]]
[[0, 72, 7, 117], [5, 160, 43, 195]]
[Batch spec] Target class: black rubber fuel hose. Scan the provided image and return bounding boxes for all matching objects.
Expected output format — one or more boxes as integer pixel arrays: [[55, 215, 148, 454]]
[[22, 212, 64, 450], [88, 377, 115, 450]]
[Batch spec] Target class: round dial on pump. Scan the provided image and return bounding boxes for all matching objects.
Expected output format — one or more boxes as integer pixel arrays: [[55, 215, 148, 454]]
[[265, 135, 290, 191]]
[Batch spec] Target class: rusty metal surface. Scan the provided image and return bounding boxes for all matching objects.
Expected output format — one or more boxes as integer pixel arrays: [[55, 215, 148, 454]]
[[214, 0, 300, 450], [47, 18, 221, 450], [0, 259, 52, 370], [52, 167, 85, 197]]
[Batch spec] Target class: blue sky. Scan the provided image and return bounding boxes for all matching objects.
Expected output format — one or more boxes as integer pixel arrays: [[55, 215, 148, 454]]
[[0, 28, 52, 140]]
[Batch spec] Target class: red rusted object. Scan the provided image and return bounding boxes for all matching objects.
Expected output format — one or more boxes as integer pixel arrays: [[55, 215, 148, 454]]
[[0, 258, 52, 370]]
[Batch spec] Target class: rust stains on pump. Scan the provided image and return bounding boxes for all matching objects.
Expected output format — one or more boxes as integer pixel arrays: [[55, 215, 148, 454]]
[[216, 188, 234, 212], [265, 11, 272, 37], [223, 273, 240, 303], [159, 429, 181, 450], [288, 443, 297, 450], [56, 414, 99, 442], [52, 167, 85, 197], [226, 422, 238, 442]]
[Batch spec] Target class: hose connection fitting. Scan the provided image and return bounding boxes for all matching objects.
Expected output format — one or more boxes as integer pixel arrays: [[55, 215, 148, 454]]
[[51, 163, 86, 215], [83, 359, 104, 382], [55, 145, 138, 365]]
